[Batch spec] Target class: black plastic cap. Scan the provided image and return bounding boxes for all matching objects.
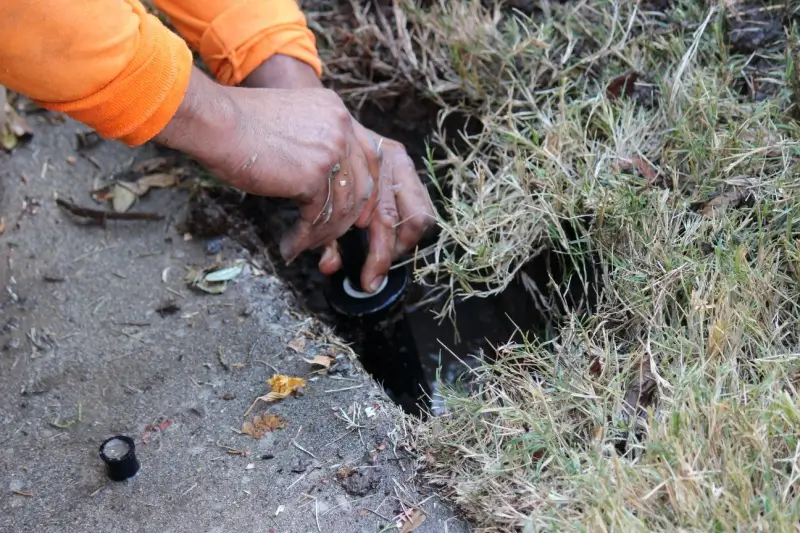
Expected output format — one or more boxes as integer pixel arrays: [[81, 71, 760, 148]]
[[324, 264, 408, 317], [99, 435, 140, 482]]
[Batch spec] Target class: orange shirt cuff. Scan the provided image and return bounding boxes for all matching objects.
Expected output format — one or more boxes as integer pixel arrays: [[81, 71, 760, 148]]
[[194, 0, 322, 86], [37, 12, 193, 147]]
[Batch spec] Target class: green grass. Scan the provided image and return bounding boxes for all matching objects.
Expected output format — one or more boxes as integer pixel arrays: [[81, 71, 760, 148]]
[[308, 0, 800, 530]]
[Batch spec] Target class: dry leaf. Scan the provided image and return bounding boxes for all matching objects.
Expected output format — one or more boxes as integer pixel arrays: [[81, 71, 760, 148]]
[[400, 510, 427, 533], [606, 71, 640, 100], [267, 374, 306, 399], [132, 156, 175, 174], [1, 99, 33, 152], [304, 355, 334, 368], [0, 218, 6, 235], [112, 184, 136, 213], [700, 189, 754, 216], [242, 413, 286, 439], [137, 172, 180, 189], [243, 375, 308, 416], [286, 336, 307, 353], [618, 156, 658, 183], [622, 359, 657, 424]]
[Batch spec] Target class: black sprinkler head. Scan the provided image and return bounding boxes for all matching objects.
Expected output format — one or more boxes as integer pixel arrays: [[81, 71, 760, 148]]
[[99, 435, 140, 481], [324, 228, 408, 317]]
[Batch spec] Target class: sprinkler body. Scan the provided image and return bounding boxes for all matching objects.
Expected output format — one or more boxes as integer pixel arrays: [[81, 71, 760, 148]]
[[323, 228, 430, 415]]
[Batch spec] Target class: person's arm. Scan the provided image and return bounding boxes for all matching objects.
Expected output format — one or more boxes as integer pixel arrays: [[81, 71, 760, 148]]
[[153, 0, 321, 86], [0, 1, 380, 281], [0, 0, 193, 146]]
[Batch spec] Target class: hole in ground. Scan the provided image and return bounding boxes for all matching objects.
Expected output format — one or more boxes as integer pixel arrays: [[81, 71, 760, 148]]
[[186, 99, 603, 418]]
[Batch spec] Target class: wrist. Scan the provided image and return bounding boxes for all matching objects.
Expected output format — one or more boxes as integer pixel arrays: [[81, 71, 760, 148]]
[[154, 67, 239, 166], [242, 55, 322, 89]]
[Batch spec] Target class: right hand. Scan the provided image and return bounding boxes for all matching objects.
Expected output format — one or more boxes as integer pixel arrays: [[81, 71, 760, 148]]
[[155, 67, 381, 263]]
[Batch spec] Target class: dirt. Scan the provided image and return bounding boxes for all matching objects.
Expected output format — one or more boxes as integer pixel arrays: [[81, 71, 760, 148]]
[[0, 107, 468, 532]]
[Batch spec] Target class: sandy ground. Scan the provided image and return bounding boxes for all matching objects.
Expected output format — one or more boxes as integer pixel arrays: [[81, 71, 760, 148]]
[[0, 111, 467, 532]]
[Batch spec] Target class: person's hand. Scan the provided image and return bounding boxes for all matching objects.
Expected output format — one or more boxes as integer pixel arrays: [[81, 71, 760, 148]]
[[154, 66, 381, 265], [242, 55, 436, 293]]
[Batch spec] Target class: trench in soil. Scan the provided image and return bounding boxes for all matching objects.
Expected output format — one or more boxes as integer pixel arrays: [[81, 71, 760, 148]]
[[191, 101, 601, 418]]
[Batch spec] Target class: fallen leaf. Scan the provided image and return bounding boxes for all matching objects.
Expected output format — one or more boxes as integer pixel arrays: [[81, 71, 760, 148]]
[[204, 263, 244, 283], [267, 374, 307, 400], [90, 187, 114, 203], [606, 71, 640, 100], [632, 156, 658, 183], [0, 218, 6, 234], [111, 183, 136, 213], [132, 156, 176, 174], [142, 418, 172, 443], [400, 509, 427, 533], [588, 355, 603, 376], [621, 359, 657, 425], [241, 413, 286, 439], [243, 375, 308, 416], [304, 355, 334, 368], [137, 171, 181, 190], [618, 156, 659, 183], [1, 88, 33, 152], [700, 189, 754, 216], [11, 489, 33, 497], [287, 336, 307, 353]]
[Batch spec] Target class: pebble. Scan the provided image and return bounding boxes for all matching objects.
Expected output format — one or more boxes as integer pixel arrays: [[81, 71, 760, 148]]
[[205, 237, 223, 255]]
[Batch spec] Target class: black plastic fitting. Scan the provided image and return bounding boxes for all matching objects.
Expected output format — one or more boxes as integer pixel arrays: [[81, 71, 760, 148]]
[[99, 435, 140, 481], [324, 228, 408, 317]]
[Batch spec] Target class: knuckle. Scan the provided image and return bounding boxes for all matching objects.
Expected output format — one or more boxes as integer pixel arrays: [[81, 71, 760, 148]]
[[380, 203, 400, 224], [328, 130, 347, 154]]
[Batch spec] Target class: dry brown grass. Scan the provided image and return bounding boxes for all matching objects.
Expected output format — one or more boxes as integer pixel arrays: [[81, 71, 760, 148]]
[[306, 0, 800, 531]]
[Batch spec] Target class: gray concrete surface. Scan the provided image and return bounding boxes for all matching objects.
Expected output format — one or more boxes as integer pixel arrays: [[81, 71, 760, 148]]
[[0, 108, 467, 532]]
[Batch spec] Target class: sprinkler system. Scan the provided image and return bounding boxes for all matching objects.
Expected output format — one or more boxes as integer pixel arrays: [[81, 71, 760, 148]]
[[323, 227, 431, 415]]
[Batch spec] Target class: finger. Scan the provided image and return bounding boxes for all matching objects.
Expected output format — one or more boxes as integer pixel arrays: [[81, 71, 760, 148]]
[[392, 155, 436, 257], [318, 241, 341, 275], [361, 162, 400, 293], [351, 124, 382, 229], [280, 140, 360, 262]]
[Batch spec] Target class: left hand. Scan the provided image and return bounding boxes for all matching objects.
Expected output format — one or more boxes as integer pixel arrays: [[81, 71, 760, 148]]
[[243, 55, 435, 293]]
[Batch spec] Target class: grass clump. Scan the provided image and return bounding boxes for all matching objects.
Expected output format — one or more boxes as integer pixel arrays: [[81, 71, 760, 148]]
[[308, 0, 800, 530]]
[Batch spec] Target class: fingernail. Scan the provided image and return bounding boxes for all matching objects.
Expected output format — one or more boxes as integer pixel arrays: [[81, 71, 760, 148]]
[[369, 276, 385, 293]]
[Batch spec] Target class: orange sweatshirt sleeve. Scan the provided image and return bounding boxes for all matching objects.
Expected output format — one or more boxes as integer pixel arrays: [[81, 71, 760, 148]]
[[153, 0, 322, 86], [0, 1, 193, 146]]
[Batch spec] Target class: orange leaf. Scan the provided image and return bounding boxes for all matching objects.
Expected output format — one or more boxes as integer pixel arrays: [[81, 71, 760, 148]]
[[242, 413, 286, 439]]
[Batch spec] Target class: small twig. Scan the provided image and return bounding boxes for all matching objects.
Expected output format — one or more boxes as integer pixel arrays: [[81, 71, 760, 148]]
[[56, 197, 163, 221], [292, 440, 317, 459], [217, 346, 230, 371], [324, 384, 365, 393], [180, 483, 198, 497], [286, 470, 309, 491]]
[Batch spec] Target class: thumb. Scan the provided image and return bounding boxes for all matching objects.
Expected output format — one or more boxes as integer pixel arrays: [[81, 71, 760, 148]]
[[279, 218, 313, 264]]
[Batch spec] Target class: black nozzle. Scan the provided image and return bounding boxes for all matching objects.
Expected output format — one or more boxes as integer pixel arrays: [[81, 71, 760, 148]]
[[99, 435, 140, 481], [324, 228, 408, 317]]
